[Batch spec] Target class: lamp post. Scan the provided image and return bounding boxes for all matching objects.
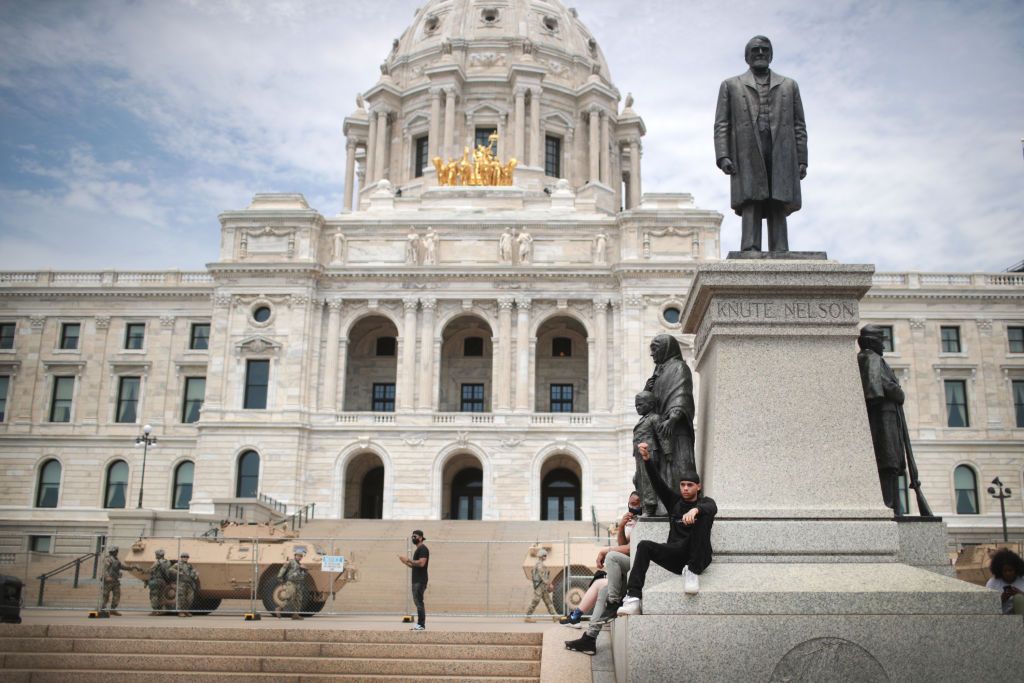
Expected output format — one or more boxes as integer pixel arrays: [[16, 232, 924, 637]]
[[986, 477, 1013, 543], [134, 424, 157, 509]]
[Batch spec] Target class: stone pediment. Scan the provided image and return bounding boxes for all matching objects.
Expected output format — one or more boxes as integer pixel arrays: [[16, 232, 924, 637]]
[[234, 335, 283, 357]]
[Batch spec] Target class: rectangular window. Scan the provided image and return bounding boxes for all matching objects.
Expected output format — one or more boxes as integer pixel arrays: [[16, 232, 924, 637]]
[[189, 323, 210, 350], [115, 376, 140, 423], [59, 323, 80, 350], [463, 337, 484, 357], [1009, 326, 1024, 354], [552, 337, 572, 357], [182, 377, 206, 423], [29, 535, 52, 553], [0, 375, 8, 422], [944, 379, 969, 428], [475, 127, 497, 150], [244, 359, 269, 409], [376, 336, 396, 357], [545, 135, 562, 178], [124, 323, 145, 350], [49, 376, 74, 422], [1013, 380, 1024, 428], [940, 326, 961, 353], [414, 135, 429, 178], [0, 323, 14, 349], [460, 383, 484, 412], [372, 383, 396, 412], [878, 325, 894, 353], [550, 384, 574, 413]]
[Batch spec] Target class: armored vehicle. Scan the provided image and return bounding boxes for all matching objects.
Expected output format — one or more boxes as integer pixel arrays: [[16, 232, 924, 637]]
[[121, 521, 357, 615], [523, 540, 609, 614]]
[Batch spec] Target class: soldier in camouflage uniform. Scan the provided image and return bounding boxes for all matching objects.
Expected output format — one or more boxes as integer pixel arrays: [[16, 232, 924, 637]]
[[171, 552, 199, 617], [275, 550, 308, 620], [524, 548, 560, 623], [100, 546, 127, 615], [147, 549, 173, 615]]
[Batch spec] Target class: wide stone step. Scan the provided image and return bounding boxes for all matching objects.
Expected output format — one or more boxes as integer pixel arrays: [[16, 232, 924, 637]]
[[0, 636, 540, 660], [2, 653, 540, 677], [1, 672, 537, 683]]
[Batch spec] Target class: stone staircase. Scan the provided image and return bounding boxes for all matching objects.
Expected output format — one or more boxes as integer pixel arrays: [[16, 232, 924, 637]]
[[0, 623, 542, 681]]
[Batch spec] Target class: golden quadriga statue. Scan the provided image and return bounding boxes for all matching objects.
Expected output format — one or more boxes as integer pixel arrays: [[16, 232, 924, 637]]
[[433, 133, 517, 186]]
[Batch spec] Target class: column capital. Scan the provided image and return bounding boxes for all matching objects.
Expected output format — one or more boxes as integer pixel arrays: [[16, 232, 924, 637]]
[[429, 86, 444, 97], [592, 298, 609, 312], [402, 297, 419, 311], [529, 85, 543, 97], [497, 297, 515, 310], [443, 85, 459, 98], [420, 297, 438, 310], [515, 297, 532, 310], [346, 137, 358, 151], [514, 86, 529, 98], [326, 297, 344, 311]]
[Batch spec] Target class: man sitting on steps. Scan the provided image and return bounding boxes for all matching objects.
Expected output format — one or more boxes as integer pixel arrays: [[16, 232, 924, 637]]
[[617, 441, 716, 616]]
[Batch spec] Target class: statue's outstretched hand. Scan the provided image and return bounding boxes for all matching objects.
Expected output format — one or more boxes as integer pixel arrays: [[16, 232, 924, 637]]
[[637, 442, 651, 462], [656, 418, 676, 442], [718, 158, 735, 175]]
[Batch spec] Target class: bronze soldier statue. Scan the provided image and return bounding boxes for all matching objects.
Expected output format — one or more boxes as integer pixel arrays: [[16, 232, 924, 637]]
[[857, 325, 932, 516]]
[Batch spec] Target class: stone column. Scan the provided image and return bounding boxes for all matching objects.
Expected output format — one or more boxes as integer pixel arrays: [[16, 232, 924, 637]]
[[322, 298, 343, 411], [374, 109, 389, 181], [588, 108, 600, 183], [564, 128, 575, 184], [418, 298, 436, 410], [513, 87, 526, 162], [443, 87, 457, 159], [514, 298, 532, 411], [365, 113, 378, 183], [496, 298, 514, 410], [610, 300, 623, 412], [628, 138, 641, 209], [400, 298, 418, 410], [600, 110, 611, 185], [429, 87, 442, 160], [343, 139, 357, 211], [336, 339, 349, 410], [529, 87, 542, 167], [593, 298, 608, 412]]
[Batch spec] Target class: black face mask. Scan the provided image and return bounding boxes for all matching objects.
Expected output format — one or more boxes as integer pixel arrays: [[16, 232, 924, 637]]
[[628, 506, 643, 516], [411, 536, 420, 545]]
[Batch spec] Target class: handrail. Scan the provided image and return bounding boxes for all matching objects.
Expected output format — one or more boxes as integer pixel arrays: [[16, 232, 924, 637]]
[[36, 551, 98, 607], [278, 502, 317, 532], [591, 505, 599, 538], [258, 493, 287, 514]]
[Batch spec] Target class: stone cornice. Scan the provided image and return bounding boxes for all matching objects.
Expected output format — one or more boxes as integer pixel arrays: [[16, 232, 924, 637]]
[[864, 291, 1024, 302]]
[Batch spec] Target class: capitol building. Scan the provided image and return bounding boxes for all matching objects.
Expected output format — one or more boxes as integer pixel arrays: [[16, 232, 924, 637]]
[[0, 0, 1021, 550]]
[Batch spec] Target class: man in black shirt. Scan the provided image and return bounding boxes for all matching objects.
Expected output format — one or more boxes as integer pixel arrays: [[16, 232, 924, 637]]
[[398, 529, 429, 630], [618, 442, 716, 616]]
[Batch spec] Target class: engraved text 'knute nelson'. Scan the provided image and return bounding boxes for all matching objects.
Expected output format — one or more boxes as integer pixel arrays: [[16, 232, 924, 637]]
[[715, 300, 856, 320]]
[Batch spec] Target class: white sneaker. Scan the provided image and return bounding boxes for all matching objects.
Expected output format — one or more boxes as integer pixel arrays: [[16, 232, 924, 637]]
[[410, 624, 426, 631], [617, 596, 642, 616], [683, 566, 700, 594]]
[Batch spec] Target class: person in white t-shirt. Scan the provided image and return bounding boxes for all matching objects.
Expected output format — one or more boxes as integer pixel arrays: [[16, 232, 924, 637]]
[[985, 548, 1024, 616]]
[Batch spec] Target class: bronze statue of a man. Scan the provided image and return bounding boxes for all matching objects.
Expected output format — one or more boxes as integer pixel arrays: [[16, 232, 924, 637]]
[[714, 36, 807, 253], [644, 334, 696, 482], [857, 325, 932, 516]]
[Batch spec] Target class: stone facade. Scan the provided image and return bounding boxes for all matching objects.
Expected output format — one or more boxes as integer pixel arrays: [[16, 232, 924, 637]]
[[0, 0, 1021, 546]]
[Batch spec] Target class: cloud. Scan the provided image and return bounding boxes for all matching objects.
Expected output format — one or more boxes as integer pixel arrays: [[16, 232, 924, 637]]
[[0, 0, 1022, 272]]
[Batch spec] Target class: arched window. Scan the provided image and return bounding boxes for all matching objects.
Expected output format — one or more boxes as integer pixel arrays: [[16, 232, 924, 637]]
[[954, 465, 979, 515], [172, 461, 194, 510], [542, 468, 581, 521], [36, 459, 61, 508], [236, 451, 260, 498], [103, 460, 128, 509], [450, 468, 483, 520]]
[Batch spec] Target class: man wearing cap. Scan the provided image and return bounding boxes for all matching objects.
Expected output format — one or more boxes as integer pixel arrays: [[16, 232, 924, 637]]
[[171, 552, 199, 617], [524, 547, 560, 623], [147, 549, 173, 615], [617, 442, 716, 616], [100, 546, 127, 615], [398, 530, 429, 630], [276, 550, 309, 620]]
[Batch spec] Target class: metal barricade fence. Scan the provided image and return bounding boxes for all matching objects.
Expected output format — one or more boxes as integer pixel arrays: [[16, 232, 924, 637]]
[[4, 531, 615, 618]]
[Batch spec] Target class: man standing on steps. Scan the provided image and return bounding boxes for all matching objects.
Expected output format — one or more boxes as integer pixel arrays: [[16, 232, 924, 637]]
[[617, 442, 717, 616], [172, 552, 198, 617], [398, 529, 429, 630], [276, 550, 309, 620], [100, 546, 127, 615], [147, 549, 172, 616]]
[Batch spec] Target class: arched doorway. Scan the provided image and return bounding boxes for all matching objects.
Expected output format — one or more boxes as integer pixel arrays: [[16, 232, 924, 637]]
[[442, 453, 484, 520], [439, 316, 493, 412], [540, 454, 583, 521], [344, 452, 385, 519], [534, 316, 588, 412], [344, 316, 399, 411]]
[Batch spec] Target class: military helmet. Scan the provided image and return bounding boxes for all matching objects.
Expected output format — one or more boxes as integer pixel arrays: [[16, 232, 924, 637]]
[[108, 546, 119, 554], [537, 548, 549, 559], [155, 549, 165, 558], [294, 549, 306, 557], [180, 552, 190, 559]]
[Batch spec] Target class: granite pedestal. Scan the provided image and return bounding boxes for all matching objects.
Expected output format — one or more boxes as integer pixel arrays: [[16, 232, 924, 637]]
[[610, 262, 1024, 682]]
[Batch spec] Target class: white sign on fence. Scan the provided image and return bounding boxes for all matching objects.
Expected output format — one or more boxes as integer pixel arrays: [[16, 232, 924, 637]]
[[321, 555, 345, 572]]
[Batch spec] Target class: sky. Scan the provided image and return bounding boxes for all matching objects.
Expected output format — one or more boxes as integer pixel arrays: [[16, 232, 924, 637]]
[[0, 0, 1022, 273]]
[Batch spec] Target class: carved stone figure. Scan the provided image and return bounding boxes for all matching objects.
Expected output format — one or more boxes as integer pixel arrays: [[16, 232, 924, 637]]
[[499, 228, 514, 264], [714, 36, 807, 253], [857, 325, 933, 516], [406, 230, 420, 264], [644, 334, 696, 479], [332, 231, 346, 264], [593, 232, 607, 265], [516, 229, 533, 264], [623, 93, 634, 110], [632, 391, 662, 516], [422, 228, 438, 265]]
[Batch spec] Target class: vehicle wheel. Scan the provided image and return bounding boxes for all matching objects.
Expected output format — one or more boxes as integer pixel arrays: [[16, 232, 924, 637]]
[[306, 598, 326, 614], [190, 594, 221, 615], [552, 565, 594, 615], [259, 569, 290, 612]]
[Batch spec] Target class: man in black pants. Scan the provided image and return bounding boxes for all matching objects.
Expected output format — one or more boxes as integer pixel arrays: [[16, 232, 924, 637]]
[[617, 442, 716, 616], [398, 529, 430, 630]]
